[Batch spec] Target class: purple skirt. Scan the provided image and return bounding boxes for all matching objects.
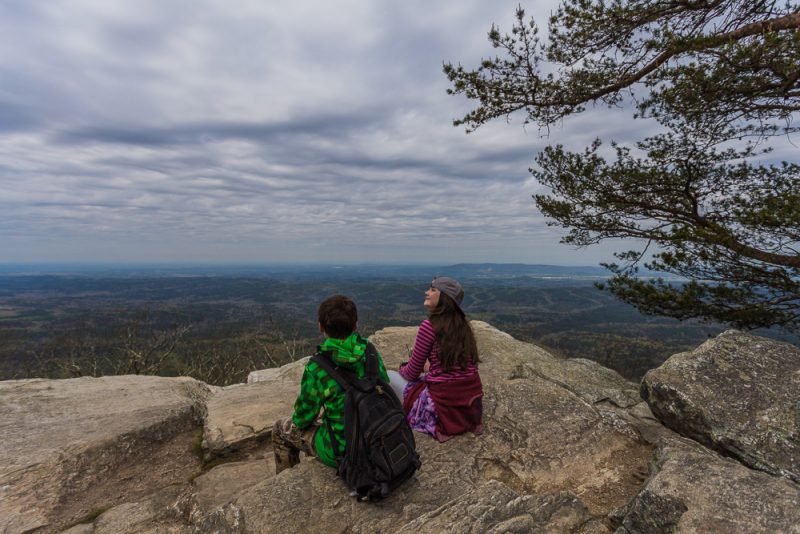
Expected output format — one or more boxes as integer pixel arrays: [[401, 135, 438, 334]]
[[404, 379, 438, 437]]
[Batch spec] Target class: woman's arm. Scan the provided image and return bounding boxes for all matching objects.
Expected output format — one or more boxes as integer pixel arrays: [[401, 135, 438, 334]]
[[399, 320, 436, 381]]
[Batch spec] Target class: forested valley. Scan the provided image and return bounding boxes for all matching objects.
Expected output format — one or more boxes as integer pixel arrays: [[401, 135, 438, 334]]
[[1, 265, 794, 386]]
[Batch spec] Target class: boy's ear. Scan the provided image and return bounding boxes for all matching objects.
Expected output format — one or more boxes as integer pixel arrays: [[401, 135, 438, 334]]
[[318, 322, 326, 335]]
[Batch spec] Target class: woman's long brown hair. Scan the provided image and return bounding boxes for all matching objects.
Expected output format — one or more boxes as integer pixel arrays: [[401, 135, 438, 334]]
[[428, 292, 480, 370]]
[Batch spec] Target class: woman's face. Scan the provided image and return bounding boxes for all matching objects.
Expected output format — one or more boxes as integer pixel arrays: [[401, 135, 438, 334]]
[[424, 286, 440, 310]]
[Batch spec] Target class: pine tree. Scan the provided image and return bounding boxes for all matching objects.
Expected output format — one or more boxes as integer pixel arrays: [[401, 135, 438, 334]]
[[445, 1, 800, 331]]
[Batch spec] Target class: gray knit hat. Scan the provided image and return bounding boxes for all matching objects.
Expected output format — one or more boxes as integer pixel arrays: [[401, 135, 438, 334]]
[[431, 276, 464, 308]]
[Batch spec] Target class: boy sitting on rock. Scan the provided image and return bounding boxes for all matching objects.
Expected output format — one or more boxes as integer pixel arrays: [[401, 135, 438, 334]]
[[272, 295, 390, 473]]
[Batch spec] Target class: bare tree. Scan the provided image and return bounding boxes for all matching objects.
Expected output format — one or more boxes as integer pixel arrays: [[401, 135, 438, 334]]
[[114, 312, 192, 375]]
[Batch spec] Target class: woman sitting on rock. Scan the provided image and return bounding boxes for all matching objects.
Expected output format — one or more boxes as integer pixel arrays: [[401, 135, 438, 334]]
[[388, 276, 483, 441]]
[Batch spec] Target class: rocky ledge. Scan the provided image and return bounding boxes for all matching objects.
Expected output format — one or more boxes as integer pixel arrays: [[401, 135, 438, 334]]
[[1, 322, 798, 533]]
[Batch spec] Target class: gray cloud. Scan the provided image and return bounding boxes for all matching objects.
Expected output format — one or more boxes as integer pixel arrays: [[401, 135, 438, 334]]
[[0, 0, 650, 265], [0, 99, 42, 132], [52, 111, 383, 146]]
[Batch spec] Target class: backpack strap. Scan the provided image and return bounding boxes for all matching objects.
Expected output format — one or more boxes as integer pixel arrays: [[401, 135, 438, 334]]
[[364, 342, 379, 383]]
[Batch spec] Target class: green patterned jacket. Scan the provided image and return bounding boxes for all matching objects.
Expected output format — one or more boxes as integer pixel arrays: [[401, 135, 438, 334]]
[[291, 333, 390, 467]]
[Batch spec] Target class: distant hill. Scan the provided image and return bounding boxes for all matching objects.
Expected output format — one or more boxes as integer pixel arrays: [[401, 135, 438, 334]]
[[0, 263, 615, 284], [0, 262, 685, 279], [444, 263, 609, 278]]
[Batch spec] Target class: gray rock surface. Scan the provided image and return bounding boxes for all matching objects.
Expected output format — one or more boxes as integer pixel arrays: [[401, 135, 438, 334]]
[[203, 357, 308, 457], [60, 458, 273, 534], [246, 356, 308, 384], [191, 458, 275, 513], [394, 480, 608, 534], [61, 484, 193, 534], [7, 324, 800, 533], [373, 321, 639, 407], [641, 330, 800, 483], [0, 375, 211, 533], [397, 480, 609, 534], [224, 322, 652, 532], [369, 325, 419, 369], [617, 439, 800, 533]]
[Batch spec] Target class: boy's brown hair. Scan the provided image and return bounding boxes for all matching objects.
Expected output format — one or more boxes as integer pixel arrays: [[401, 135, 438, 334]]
[[318, 295, 358, 339]]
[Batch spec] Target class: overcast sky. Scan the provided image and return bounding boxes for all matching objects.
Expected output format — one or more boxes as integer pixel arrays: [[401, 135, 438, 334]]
[[0, 0, 657, 265]]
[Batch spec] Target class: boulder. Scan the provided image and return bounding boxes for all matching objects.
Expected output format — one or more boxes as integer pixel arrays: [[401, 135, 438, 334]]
[[15, 323, 800, 533], [641, 330, 800, 483], [191, 458, 275, 513], [203, 358, 308, 457], [221, 322, 652, 532], [394, 480, 609, 534], [246, 356, 308, 384], [374, 321, 640, 408], [61, 458, 274, 533], [616, 439, 800, 533], [60, 484, 193, 534], [0, 375, 211, 533], [368, 325, 419, 369]]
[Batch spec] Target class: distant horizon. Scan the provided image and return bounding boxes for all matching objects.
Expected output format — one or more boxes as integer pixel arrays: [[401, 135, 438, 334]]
[[0, 261, 607, 268], [0, 262, 622, 280], [0, 261, 686, 281]]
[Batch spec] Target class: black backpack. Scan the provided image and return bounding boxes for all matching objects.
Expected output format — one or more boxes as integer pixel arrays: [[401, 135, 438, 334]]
[[312, 343, 421, 501]]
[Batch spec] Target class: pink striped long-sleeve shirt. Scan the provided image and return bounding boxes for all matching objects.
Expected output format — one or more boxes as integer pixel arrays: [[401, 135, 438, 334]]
[[399, 319, 479, 383]]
